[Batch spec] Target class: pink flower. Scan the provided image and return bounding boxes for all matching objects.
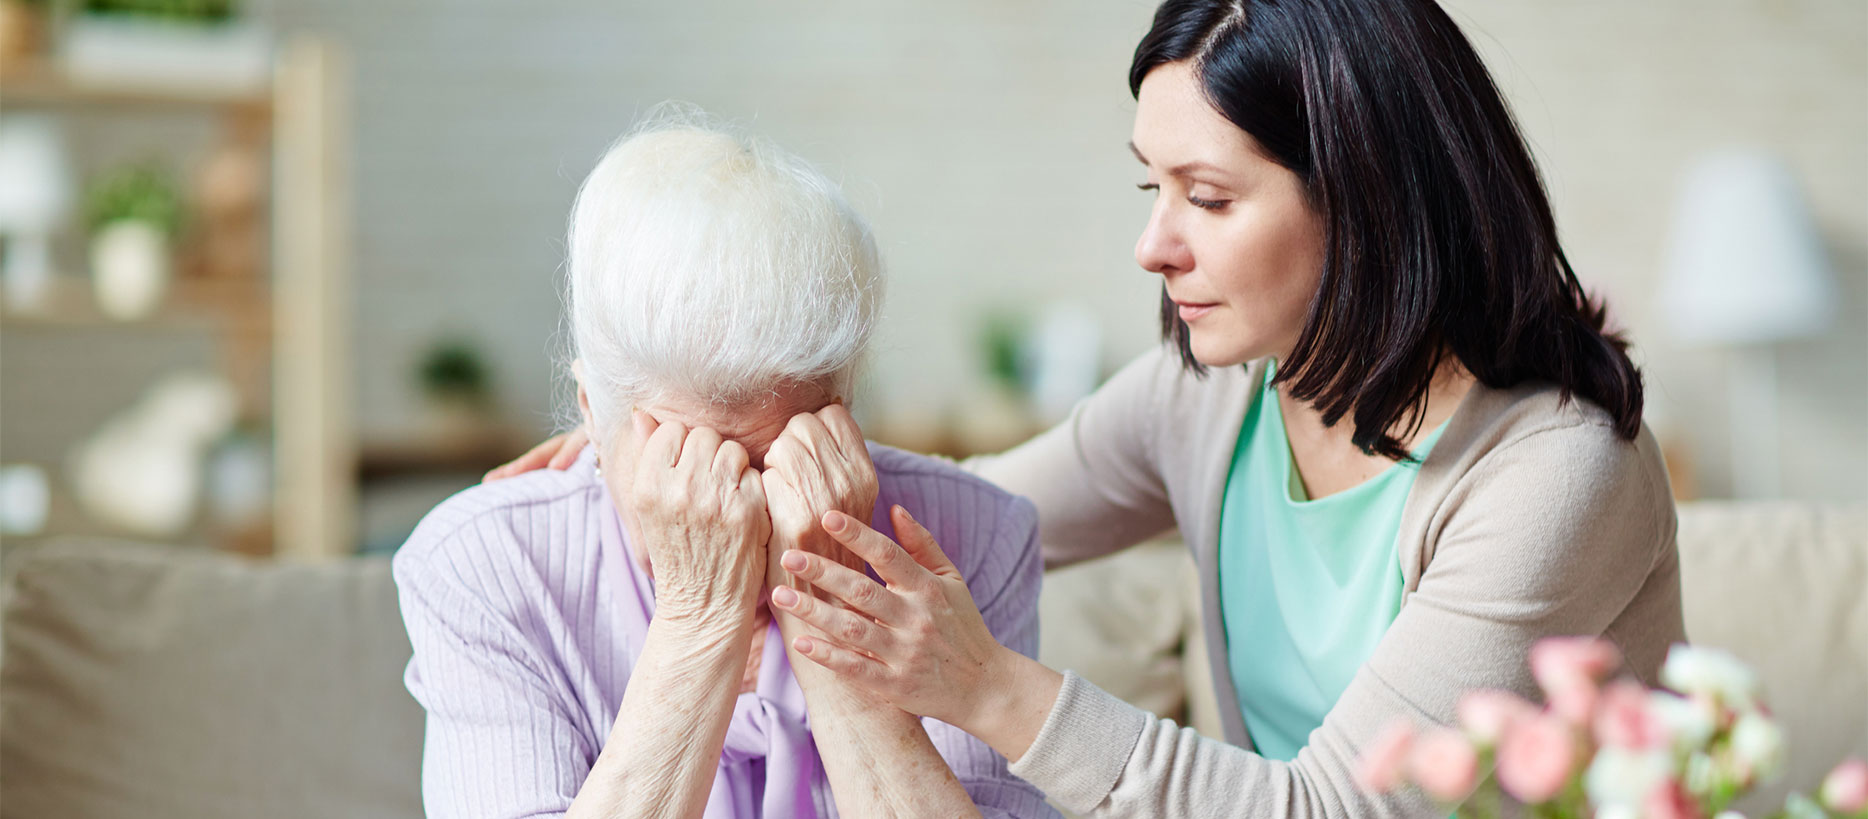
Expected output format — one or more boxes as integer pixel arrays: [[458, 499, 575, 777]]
[[1531, 637, 1621, 723], [1643, 779, 1703, 819], [1595, 679, 1669, 750], [1496, 713, 1577, 804], [1356, 722, 1415, 792], [1458, 690, 1539, 745], [1407, 728, 1479, 803], [1823, 758, 1868, 813]]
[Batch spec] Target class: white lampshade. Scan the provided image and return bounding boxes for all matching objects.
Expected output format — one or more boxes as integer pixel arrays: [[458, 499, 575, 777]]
[[1657, 149, 1836, 347]]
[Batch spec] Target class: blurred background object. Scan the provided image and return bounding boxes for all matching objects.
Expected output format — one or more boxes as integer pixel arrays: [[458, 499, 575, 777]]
[[67, 370, 236, 536], [1659, 149, 1839, 500], [0, 113, 72, 310], [84, 160, 181, 319]]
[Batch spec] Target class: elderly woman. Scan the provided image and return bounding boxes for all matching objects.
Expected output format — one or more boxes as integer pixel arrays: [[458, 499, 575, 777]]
[[392, 118, 1056, 818]]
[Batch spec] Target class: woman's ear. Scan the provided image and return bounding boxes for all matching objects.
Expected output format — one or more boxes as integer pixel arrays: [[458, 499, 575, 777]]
[[572, 359, 595, 431]]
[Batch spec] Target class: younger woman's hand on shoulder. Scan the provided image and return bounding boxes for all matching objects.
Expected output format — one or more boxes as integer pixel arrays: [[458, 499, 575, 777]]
[[482, 427, 591, 482]]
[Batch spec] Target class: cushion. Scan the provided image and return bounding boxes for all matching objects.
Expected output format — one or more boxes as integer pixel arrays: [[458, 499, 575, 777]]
[[1676, 501, 1868, 813], [1038, 540, 1199, 726], [0, 541, 423, 819]]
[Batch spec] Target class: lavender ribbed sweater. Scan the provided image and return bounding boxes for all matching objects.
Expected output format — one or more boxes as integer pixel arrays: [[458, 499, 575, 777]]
[[394, 443, 1058, 818]]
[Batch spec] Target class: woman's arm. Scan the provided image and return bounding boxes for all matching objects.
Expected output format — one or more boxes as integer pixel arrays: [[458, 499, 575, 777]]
[[568, 414, 775, 819], [760, 406, 993, 818], [570, 614, 757, 818], [779, 422, 1677, 818]]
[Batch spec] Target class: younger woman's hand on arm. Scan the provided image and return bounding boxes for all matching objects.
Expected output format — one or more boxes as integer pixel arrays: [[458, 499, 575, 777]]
[[773, 506, 1064, 765], [568, 411, 769, 819], [760, 405, 986, 818]]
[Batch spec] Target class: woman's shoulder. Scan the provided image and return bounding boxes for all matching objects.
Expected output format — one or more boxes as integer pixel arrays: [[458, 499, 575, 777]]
[[866, 441, 1041, 584], [868, 442, 1033, 521], [1421, 379, 1675, 536], [1447, 379, 1660, 466], [392, 445, 606, 595]]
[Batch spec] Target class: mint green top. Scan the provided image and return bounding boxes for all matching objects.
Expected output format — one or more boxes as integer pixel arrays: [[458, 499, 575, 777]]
[[1217, 369, 1446, 762]]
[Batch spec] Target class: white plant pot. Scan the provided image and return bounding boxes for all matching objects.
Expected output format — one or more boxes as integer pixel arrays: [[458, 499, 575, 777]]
[[91, 220, 170, 320]]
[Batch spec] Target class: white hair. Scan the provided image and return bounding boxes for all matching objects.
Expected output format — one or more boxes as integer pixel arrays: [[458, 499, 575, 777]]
[[563, 106, 882, 441]]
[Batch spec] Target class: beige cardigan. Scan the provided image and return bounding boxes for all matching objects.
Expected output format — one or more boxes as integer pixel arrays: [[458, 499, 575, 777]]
[[969, 345, 1685, 818]]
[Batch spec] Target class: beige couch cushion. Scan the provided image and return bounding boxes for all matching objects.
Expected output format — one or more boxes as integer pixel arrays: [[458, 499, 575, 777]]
[[0, 541, 422, 819], [1676, 502, 1868, 813], [1038, 540, 1200, 727]]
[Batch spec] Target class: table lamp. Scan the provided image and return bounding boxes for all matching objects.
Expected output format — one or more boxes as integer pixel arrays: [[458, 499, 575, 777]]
[[1657, 149, 1837, 498], [0, 114, 74, 310]]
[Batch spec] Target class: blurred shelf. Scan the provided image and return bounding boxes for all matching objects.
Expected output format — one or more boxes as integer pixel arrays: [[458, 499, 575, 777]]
[[0, 59, 272, 111], [0, 275, 271, 333], [358, 425, 531, 482], [1, 38, 349, 560]]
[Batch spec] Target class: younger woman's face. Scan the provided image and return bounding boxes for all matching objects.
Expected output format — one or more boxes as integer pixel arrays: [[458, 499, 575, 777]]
[[1130, 60, 1325, 368]]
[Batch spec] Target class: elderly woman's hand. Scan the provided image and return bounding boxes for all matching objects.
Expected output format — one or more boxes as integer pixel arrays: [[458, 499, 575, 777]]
[[770, 505, 1050, 745], [622, 410, 771, 624], [759, 405, 879, 583]]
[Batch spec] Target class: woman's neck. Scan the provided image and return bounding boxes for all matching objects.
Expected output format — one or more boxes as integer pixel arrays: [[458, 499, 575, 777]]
[[1276, 356, 1474, 499]]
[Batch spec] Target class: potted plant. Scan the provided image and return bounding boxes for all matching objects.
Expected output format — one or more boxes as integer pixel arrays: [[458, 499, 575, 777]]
[[85, 161, 182, 320], [417, 338, 498, 441], [62, 0, 271, 94]]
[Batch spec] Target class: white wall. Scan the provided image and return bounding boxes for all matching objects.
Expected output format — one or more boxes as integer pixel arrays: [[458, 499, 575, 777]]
[[274, 0, 1864, 499]]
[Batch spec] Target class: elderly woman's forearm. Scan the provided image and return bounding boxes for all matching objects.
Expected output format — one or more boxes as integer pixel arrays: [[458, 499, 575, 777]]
[[792, 660, 985, 818], [568, 616, 754, 819]]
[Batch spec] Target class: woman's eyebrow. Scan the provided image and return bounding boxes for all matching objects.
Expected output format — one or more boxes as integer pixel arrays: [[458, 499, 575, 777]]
[[1128, 141, 1228, 178]]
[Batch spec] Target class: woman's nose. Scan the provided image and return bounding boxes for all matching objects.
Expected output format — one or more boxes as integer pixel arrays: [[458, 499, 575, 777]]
[[1134, 203, 1192, 276]]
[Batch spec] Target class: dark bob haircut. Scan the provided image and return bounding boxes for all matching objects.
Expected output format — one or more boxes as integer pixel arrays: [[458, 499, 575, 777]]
[[1132, 0, 1643, 460]]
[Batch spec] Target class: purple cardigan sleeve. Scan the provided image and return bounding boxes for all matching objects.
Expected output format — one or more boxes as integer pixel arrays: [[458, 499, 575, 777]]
[[395, 531, 594, 819]]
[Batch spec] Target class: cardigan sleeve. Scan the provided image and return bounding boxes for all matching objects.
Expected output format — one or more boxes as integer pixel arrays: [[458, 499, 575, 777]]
[[395, 542, 596, 819], [1008, 420, 1679, 819], [963, 345, 1184, 570]]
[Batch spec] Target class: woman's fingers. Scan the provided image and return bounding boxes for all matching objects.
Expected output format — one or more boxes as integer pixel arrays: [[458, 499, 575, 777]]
[[821, 510, 930, 590], [546, 427, 591, 470], [771, 585, 890, 654], [790, 632, 888, 686], [779, 548, 907, 624], [485, 434, 568, 482], [638, 416, 688, 471], [711, 439, 751, 481], [888, 505, 961, 579], [816, 403, 865, 454]]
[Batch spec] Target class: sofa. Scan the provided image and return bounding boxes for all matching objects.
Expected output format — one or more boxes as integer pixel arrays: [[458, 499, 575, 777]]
[[1, 501, 1862, 818]]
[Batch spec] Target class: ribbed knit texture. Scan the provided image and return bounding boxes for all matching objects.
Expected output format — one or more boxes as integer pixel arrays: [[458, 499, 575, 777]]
[[394, 443, 1057, 818]]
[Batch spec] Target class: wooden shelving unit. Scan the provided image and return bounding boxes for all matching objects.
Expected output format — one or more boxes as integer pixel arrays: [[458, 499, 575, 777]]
[[0, 39, 353, 559]]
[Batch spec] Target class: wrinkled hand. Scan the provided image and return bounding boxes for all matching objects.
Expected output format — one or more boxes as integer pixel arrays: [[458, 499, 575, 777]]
[[770, 505, 1016, 730], [759, 405, 879, 588], [621, 410, 770, 624]]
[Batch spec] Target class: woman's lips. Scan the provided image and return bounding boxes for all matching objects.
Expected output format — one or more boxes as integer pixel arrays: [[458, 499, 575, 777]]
[[1176, 302, 1219, 322]]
